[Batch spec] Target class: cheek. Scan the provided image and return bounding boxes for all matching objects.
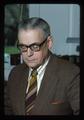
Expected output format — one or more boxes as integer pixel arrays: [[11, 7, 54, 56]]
[[35, 52, 43, 61], [35, 50, 47, 62]]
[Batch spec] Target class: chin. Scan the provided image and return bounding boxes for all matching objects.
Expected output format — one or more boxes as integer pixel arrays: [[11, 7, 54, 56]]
[[25, 61, 41, 68], [28, 64, 38, 69]]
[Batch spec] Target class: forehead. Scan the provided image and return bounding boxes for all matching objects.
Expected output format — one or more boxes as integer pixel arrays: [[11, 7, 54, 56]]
[[18, 28, 44, 40], [18, 29, 44, 44], [18, 28, 45, 45]]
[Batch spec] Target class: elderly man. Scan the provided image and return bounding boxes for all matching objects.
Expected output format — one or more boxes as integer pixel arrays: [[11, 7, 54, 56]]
[[5, 17, 80, 115]]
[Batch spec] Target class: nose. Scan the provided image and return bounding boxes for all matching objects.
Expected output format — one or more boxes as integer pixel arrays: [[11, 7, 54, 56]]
[[26, 47, 34, 57]]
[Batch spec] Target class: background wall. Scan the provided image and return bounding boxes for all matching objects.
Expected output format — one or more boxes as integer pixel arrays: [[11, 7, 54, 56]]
[[29, 4, 80, 55]]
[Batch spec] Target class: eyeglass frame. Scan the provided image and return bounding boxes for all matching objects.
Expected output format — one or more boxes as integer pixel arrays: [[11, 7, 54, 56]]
[[17, 38, 48, 53]]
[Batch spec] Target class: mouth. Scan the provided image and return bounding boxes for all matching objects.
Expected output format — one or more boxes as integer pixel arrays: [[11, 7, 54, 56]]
[[27, 59, 36, 62]]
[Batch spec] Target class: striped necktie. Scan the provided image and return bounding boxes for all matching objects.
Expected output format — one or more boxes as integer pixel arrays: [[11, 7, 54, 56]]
[[25, 69, 38, 115]]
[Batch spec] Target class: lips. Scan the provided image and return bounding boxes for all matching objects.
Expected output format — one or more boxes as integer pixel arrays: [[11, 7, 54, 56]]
[[27, 59, 36, 62], [25, 58, 37, 64]]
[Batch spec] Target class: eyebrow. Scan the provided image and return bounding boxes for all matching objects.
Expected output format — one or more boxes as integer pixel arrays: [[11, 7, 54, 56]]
[[18, 42, 42, 47]]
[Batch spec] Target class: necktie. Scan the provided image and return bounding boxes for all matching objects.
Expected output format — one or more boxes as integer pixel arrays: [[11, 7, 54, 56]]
[[25, 69, 38, 115]]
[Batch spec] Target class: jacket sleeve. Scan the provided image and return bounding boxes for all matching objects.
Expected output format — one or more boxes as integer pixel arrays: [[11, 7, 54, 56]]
[[66, 66, 80, 115]]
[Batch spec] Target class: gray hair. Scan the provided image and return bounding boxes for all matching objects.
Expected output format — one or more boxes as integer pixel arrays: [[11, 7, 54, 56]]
[[18, 17, 51, 39]]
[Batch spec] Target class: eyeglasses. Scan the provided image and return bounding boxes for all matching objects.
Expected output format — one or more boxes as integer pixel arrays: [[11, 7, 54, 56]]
[[17, 38, 47, 53]]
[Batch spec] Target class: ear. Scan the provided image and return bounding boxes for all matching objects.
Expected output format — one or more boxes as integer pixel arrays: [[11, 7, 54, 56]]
[[47, 36, 53, 49]]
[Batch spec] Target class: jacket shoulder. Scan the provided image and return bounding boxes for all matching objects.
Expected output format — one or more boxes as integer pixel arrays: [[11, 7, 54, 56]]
[[50, 53, 80, 78], [10, 63, 28, 73], [8, 63, 28, 82]]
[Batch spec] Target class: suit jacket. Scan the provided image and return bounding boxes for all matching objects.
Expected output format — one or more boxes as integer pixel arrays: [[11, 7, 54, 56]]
[[4, 53, 80, 115]]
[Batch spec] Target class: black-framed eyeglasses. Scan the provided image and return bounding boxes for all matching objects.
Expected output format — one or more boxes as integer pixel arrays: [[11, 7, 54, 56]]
[[17, 38, 47, 52]]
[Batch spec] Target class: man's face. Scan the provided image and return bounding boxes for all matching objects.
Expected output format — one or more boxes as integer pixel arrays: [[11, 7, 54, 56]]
[[18, 29, 52, 69]]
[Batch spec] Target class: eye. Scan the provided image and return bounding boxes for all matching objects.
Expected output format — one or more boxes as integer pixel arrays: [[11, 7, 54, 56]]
[[32, 44, 39, 48], [31, 44, 40, 50], [21, 45, 27, 49]]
